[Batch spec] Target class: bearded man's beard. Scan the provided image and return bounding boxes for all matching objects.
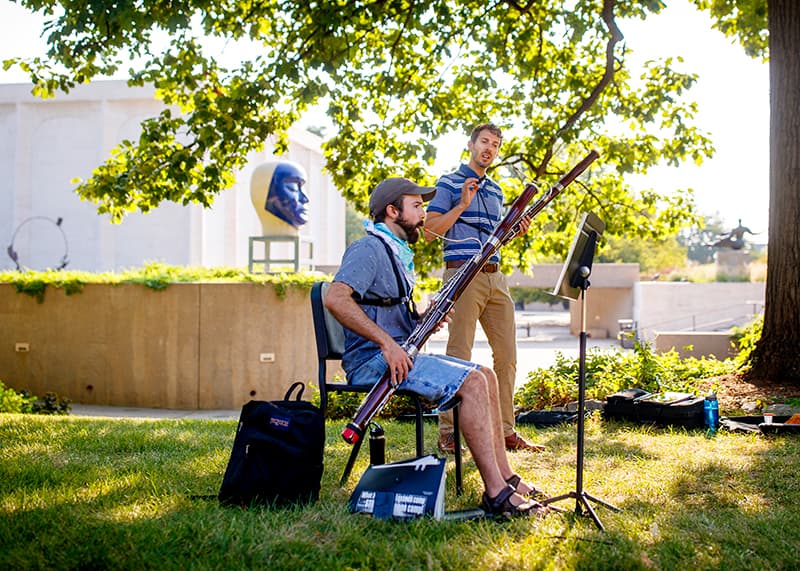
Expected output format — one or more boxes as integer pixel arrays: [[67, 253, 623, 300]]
[[397, 214, 423, 244]]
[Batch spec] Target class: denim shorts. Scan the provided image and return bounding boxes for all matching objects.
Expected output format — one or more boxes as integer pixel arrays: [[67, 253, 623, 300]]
[[348, 351, 478, 410]]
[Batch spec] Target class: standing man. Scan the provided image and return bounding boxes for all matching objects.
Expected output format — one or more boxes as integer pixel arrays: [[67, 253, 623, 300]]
[[425, 123, 545, 453], [324, 177, 548, 517]]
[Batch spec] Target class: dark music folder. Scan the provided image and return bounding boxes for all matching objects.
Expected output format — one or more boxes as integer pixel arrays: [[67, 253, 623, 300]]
[[348, 455, 446, 520]]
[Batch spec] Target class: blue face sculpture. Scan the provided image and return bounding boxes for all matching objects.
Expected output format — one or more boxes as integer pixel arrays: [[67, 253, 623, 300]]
[[265, 162, 309, 228]]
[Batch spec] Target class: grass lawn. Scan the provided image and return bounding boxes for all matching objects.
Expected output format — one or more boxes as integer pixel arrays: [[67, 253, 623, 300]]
[[1, 413, 798, 570]]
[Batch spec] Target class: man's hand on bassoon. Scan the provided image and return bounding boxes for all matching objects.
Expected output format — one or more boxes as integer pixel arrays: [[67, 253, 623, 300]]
[[518, 213, 532, 235], [381, 341, 413, 387], [419, 301, 453, 333], [435, 306, 454, 333]]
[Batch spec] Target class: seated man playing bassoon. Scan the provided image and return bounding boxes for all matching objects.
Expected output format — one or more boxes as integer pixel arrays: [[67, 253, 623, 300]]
[[324, 176, 549, 518]]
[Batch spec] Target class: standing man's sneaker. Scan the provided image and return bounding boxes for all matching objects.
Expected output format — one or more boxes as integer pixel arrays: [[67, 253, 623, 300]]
[[504, 432, 546, 452], [437, 432, 466, 454]]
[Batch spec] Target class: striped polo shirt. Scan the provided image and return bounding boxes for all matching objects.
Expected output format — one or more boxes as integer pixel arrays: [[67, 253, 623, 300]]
[[427, 164, 504, 263]]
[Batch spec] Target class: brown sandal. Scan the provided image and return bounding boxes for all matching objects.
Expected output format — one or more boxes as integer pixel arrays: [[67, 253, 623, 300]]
[[480, 484, 549, 518], [506, 474, 546, 499]]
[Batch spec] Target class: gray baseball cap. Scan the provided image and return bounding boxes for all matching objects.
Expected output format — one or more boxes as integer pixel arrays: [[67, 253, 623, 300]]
[[369, 178, 436, 217]]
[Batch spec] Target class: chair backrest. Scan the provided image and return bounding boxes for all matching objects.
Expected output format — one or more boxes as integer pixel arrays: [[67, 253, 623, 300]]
[[310, 281, 348, 415], [311, 281, 345, 361]]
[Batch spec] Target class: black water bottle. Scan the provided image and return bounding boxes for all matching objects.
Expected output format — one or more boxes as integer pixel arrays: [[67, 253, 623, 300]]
[[369, 422, 385, 465]]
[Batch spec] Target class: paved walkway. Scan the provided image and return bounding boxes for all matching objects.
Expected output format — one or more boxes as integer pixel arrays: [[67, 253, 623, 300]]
[[69, 404, 242, 420], [70, 310, 628, 420]]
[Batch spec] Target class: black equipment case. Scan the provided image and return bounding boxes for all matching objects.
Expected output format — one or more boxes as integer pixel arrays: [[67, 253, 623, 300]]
[[603, 389, 705, 429]]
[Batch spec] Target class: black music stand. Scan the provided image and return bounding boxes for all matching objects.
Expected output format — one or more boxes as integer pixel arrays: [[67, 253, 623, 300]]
[[543, 212, 620, 531]]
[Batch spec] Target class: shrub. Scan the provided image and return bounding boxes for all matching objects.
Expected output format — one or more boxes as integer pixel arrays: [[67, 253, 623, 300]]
[[27, 391, 72, 415], [0, 380, 36, 413], [314, 342, 739, 418], [308, 378, 434, 421], [730, 315, 762, 372], [509, 287, 565, 308], [0, 262, 322, 302], [515, 341, 735, 410], [0, 381, 70, 415]]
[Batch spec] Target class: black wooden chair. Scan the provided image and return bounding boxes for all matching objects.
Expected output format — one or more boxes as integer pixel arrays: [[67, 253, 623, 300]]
[[310, 281, 462, 492]]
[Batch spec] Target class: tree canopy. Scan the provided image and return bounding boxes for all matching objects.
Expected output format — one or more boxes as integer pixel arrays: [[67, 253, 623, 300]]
[[693, 0, 768, 58], [6, 0, 715, 273]]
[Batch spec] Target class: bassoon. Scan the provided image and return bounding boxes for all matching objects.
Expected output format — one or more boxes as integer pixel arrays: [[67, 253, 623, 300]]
[[341, 150, 600, 445]]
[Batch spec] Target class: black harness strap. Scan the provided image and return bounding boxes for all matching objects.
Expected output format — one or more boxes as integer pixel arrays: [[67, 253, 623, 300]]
[[352, 236, 419, 318]]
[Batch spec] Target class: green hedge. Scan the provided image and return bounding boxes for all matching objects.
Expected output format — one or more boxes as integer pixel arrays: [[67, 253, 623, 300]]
[[0, 262, 325, 302]]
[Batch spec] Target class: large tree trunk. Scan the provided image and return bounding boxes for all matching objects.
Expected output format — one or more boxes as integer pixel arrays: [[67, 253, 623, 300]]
[[748, 0, 800, 382]]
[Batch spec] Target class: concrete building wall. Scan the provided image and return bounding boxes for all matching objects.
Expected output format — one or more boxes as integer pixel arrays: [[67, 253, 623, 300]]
[[509, 264, 764, 349], [508, 263, 641, 290], [509, 263, 641, 339], [568, 287, 634, 339], [634, 281, 765, 342], [654, 331, 736, 360], [0, 81, 346, 272]]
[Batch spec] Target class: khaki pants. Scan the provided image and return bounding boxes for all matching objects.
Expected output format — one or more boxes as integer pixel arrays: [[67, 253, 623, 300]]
[[438, 268, 517, 437]]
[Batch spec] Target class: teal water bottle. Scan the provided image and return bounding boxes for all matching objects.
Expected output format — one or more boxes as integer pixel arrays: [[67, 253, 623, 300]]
[[704, 393, 719, 435]]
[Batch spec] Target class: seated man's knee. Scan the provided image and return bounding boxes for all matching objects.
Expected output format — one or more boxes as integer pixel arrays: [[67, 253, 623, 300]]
[[478, 365, 498, 384], [459, 369, 489, 397]]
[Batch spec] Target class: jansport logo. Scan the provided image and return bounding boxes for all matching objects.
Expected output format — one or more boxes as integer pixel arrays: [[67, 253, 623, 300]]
[[270, 416, 291, 431]]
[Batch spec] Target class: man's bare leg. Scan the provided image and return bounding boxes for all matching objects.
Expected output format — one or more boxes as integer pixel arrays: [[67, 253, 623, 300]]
[[455, 369, 529, 505], [474, 365, 542, 497]]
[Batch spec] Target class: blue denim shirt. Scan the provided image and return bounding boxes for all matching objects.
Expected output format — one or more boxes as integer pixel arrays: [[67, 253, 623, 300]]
[[332, 234, 417, 375]]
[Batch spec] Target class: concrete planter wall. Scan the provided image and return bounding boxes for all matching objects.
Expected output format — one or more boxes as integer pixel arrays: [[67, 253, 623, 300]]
[[0, 283, 330, 409], [654, 331, 736, 360]]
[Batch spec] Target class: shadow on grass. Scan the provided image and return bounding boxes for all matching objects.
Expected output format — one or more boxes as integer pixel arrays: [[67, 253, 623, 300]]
[[1, 415, 799, 569]]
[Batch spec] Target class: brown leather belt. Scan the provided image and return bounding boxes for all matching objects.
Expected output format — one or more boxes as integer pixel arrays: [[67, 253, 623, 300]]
[[446, 260, 499, 273]]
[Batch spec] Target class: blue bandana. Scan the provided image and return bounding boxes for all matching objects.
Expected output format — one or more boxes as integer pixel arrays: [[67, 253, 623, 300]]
[[363, 220, 416, 288]]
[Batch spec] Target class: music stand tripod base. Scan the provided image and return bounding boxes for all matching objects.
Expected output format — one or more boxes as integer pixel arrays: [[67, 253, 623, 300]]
[[546, 212, 622, 531], [542, 487, 621, 531]]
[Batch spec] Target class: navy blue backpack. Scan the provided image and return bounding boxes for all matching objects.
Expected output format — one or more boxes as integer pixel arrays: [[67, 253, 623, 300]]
[[218, 382, 325, 507]]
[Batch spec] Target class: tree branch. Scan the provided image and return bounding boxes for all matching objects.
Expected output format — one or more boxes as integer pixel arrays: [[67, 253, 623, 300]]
[[501, 0, 537, 14], [535, 0, 624, 177]]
